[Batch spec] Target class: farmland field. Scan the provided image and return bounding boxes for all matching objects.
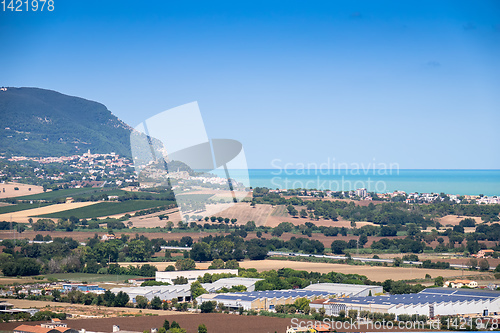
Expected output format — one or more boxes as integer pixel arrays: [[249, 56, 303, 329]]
[[238, 259, 493, 281], [0, 182, 44, 199], [0, 202, 51, 214], [117, 259, 492, 282], [38, 200, 175, 219], [0, 313, 295, 333], [0, 202, 98, 223], [16, 187, 110, 201]]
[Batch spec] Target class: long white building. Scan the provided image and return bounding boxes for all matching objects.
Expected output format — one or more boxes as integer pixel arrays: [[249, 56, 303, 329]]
[[111, 277, 261, 303], [310, 288, 500, 318], [196, 283, 383, 311]]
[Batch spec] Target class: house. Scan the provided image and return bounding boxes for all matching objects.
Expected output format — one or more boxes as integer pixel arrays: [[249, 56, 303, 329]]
[[62, 284, 105, 293], [476, 249, 495, 258], [101, 234, 115, 241], [14, 319, 78, 333], [444, 279, 478, 288]]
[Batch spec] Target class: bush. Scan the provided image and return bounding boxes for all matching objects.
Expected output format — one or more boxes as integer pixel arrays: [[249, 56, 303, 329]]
[[200, 301, 217, 313], [2, 258, 41, 276]]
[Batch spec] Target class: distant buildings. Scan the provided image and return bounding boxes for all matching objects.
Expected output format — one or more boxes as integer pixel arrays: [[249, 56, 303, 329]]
[[101, 234, 116, 241], [14, 319, 78, 333], [155, 269, 238, 284], [62, 283, 105, 294], [475, 249, 495, 258], [355, 188, 367, 198], [444, 279, 478, 288], [196, 283, 383, 311], [112, 277, 262, 303], [311, 288, 500, 317]]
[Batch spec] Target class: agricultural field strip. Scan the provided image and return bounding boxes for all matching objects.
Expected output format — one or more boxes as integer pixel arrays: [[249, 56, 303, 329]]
[[0, 202, 99, 221], [38, 200, 174, 219], [0, 202, 52, 214]]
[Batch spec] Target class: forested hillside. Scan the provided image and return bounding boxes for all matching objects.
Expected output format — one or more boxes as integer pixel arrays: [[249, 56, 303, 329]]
[[0, 87, 132, 157]]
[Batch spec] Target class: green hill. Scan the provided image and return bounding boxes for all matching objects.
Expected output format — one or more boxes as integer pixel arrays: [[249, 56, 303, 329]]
[[0, 87, 132, 157]]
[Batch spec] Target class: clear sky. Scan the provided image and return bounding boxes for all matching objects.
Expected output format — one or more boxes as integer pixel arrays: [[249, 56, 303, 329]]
[[1, 0, 499, 169]]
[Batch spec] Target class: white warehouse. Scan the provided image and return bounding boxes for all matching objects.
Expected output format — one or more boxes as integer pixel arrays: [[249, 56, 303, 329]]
[[311, 288, 500, 318], [111, 277, 262, 303]]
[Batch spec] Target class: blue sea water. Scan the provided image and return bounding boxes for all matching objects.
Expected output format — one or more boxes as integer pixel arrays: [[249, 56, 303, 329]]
[[213, 169, 500, 196]]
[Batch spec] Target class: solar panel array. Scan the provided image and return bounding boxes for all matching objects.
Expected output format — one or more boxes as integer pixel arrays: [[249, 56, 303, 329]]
[[332, 288, 500, 307], [212, 289, 330, 302]]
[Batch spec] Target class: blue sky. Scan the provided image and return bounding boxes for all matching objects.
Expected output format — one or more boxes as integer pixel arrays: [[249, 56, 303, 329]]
[[1, 0, 499, 169]]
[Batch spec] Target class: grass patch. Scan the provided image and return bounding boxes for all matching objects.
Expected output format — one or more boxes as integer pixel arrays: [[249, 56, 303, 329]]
[[36, 200, 174, 219], [0, 202, 51, 214], [270, 205, 288, 217], [18, 188, 175, 202]]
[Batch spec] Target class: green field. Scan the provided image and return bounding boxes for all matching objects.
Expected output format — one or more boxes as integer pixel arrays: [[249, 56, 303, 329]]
[[37, 200, 174, 219], [17, 188, 174, 202], [43, 273, 147, 282], [0, 202, 52, 215], [17, 187, 112, 201]]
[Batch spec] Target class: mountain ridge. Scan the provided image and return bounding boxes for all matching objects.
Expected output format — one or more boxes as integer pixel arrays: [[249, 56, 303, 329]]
[[0, 87, 133, 157]]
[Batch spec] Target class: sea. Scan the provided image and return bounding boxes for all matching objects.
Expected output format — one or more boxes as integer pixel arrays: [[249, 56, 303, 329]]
[[212, 169, 500, 196]]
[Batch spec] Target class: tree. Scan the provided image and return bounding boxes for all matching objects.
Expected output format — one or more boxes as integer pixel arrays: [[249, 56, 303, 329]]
[[172, 276, 188, 285], [287, 205, 298, 217], [150, 296, 162, 309], [293, 297, 310, 312], [467, 258, 478, 270], [176, 258, 196, 271], [135, 295, 149, 309], [163, 320, 170, 330], [114, 291, 130, 307], [200, 301, 217, 313], [209, 259, 225, 269], [168, 328, 186, 333], [358, 234, 368, 247], [190, 281, 208, 299], [127, 239, 149, 262], [247, 245, 267, 260], [51, 289, 61, 302], [393, 257, 403, 267], [330, 240, 348, 254], [434, 276, 444, 287], [180, 236, 193, 247], [478, 258, 490, 271], [164, 265, 175, 271], [190, 242, 212, 262], [197, 324, 208, 333], [224, 259, 239, 269], [171, 321, 181, 329]]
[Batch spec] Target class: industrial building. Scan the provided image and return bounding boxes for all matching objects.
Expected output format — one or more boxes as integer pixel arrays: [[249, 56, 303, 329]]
[[155, 269, 238, 284], [303, 283, 383, 297], [310, 288, 500, 318], [111, 277, 262, 303], [195, 283, 381, 311], [196, 289, 331, 311]]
